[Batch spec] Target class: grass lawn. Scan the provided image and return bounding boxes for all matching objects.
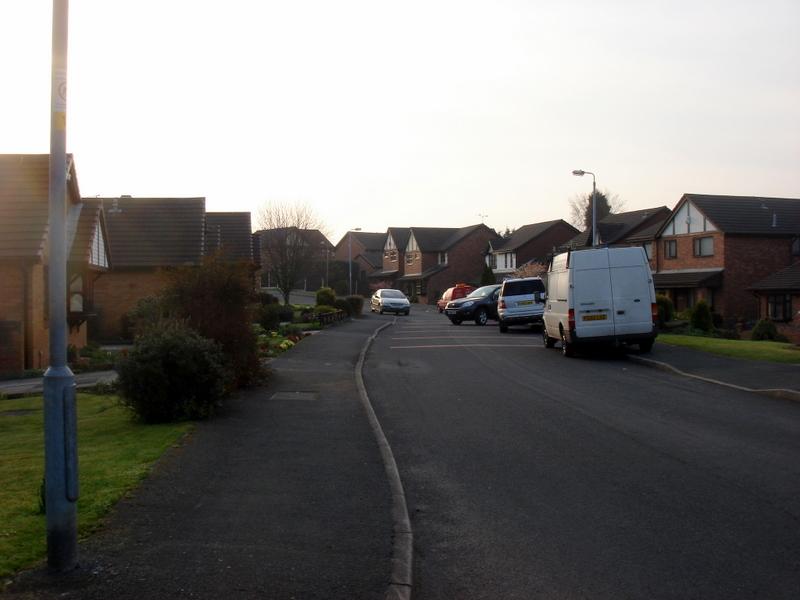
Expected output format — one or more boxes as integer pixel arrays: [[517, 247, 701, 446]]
[[658, 334, 800, 364], [0, 393, 191, 578]]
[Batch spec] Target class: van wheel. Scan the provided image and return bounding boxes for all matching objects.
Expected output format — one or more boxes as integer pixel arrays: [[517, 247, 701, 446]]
[[639, 340, 654, 353], [542, 325, 556, 348], [560, 328, 575, 357], [450, 318, 462, 325], [475, 309, 488, 326]]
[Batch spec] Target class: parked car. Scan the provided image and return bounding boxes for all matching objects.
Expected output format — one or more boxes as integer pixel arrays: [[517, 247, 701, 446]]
[[437, 283, 476, 313], [542, 247, 657, 356], [370, 289, 411, 315], [497, 277, 546, 332], [444, 284, 501, 325]]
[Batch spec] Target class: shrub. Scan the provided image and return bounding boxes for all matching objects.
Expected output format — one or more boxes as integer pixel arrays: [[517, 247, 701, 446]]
[[690, 300, 714, 332], [346, 295, 364, 316], [655, 294, 674, 325], [751, 319, 780, 341], [257, 303, 283, 331], [278, 305, 294, 322], [162, 258, 261, 388], [315, 304, 338, 315], [124, 296, 172, 338], [333, 297, 353, 316], [117, 324, 230, 423], [711, 312, 724, 329], [316, 287, 336, 307], [257, 291, 279, 306]]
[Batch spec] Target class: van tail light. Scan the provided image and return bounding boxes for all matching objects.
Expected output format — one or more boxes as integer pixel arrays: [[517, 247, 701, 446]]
[[568, 308, 575, 332], [499, 300, 506, 309], [651, 303, 659, 325]]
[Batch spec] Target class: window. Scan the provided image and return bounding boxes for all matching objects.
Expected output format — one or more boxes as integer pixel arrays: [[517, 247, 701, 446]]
[[438, 252, 448, 265], [643, 242, 653, 260], [767, 294, 792, 321], [664, 239, 677, 259], [693, 236, 714, 257], [490, 254, 497, 269], [792, 237, 800, 256]]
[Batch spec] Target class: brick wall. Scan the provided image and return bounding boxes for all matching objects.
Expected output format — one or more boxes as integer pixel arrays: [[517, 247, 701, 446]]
[[92, 269, 170, 340], [29, 263, 48, 370], [656, 231, 726, 272], [0, 266, 25, 374], [724, 236, 794, 322], [424, 228, 496, 304]]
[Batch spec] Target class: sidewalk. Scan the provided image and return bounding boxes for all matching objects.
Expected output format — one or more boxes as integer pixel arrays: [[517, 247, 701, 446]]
[[0, 371, 117, 397], [5, 317, 393, 600], [628, 341, 800, 400]]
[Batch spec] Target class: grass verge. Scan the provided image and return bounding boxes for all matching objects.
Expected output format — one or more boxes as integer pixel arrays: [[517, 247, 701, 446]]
[[658, 334, 800, 364], [0, 393, 191, 578]]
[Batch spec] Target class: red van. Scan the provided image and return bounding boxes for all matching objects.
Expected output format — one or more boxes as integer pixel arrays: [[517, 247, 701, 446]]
[[437, 283, 476, 313]]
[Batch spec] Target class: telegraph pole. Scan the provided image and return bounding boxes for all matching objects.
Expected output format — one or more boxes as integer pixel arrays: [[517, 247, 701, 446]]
[[44, 0, 78, 572]]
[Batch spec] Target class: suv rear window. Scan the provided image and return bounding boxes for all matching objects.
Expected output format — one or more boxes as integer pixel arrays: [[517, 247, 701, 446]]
[[502, 279, 544, 296]]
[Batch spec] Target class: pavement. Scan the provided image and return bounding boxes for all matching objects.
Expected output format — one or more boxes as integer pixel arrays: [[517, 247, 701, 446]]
[[0, 371, 117, 397], [3, 318, 800, 599]]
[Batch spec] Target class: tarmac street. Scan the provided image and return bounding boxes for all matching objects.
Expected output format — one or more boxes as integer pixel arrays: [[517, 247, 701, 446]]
[[5, 309, 800, 599], [364, 308, 800, 599]]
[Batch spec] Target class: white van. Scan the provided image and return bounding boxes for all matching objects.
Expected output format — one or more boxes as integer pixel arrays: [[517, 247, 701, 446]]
[[542, 247, 657, 356]]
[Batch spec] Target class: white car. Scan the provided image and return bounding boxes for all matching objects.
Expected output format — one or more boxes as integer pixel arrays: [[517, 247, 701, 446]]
[[370, 289, 411, 315]]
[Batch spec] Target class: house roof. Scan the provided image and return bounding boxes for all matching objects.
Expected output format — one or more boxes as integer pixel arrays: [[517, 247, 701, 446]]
[[397, 264, 449, 281], [387, 227, 412, 251], [750, 262, 800, 292], [68, 198, 110, 269], [0, 154, 81, 260], [411, 224, 492, 252], [205, 212, 253, 262], [97, 196, 206, 267], [663, 194, 800, 236], [653, 268, 724, 289], [360, 250, 383, 269], [254, 227, 332, 251], [491, 220, 579, 252], [566, 206, 670, 249]]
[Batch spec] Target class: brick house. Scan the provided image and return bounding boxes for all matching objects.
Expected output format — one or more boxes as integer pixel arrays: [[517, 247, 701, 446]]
[[565, 206, 671, 271], [333, 231, 386, 281], [653, 194, 800, 322], [368, 227, 411, 290], [0, 154, 110, 375], [487, 219, 580, 281], [750, 263, 800, 342], [396, 224, 498, 304], [91, 196, 206, 341]]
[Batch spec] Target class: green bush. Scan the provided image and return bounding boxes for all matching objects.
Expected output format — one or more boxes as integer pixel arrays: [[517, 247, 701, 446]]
[[163, 258, 261, 388], [316, 287, 336, 306], [690, 300, 714, 332], [278, 305, 294, 322], [257, 291, 279, 306], [346, 295, 364, 315], [257, 303, 283, 331], [315, 304, 338, 315], [117, 324, 230, 423], [655, 294, 674, 325], [333, 298, 353, 316], [751, 319, 780, 341], [124, 296, 171, 338]]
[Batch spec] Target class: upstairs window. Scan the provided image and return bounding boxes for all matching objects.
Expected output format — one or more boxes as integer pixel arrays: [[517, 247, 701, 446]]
[[693, 236, 714, 257], [438, 252, 448, 265], [664, 239, 677, 259], [643, 242, 653, 260]]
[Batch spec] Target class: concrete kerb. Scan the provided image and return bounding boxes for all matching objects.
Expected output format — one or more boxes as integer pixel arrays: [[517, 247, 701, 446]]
[[355, 318, 413, 600], [627, 354, 800, 403]]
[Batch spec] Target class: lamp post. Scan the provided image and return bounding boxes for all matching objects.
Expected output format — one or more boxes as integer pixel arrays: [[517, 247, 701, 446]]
[[572, 169, 597, 247], [348, 228, 361, 295], [44, 0, 78, 572]]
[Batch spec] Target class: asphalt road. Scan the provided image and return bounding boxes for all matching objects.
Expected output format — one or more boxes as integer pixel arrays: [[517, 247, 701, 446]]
[[363, 308, 800, 599]]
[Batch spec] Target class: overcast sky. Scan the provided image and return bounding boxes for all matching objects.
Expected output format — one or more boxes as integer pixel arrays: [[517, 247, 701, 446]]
[[1, 0, 798, 244]]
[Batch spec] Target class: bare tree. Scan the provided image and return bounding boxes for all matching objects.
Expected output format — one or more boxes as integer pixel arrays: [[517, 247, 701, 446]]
[[256, 201, 328, 304], [568, 189, 625, 230]]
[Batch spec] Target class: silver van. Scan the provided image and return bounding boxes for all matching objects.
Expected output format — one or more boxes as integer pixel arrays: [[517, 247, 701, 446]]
[[497, 277, 546, 333]]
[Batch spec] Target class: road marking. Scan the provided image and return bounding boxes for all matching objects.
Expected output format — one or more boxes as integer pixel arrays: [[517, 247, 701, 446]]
[[390, 343, 540, 349]]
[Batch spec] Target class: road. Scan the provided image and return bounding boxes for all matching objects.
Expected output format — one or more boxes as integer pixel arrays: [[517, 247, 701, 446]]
[[363, 308, 800, 599]]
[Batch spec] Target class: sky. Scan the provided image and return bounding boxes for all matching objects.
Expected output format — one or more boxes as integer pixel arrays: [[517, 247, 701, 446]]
[[1, 0, 798, 245]]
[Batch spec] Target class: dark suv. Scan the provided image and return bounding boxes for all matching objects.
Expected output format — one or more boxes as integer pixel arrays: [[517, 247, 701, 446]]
[[444, 284, 501, 325]]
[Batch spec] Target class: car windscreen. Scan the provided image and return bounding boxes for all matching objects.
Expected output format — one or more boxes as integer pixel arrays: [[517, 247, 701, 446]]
[[467, 285, 498, 298], [382, 290, 405, 298], [501, 279, 544, 296]]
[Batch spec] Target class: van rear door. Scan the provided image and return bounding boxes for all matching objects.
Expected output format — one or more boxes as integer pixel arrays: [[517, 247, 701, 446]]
[[571, 250, 615, 338], [608, 248, 653, 337]]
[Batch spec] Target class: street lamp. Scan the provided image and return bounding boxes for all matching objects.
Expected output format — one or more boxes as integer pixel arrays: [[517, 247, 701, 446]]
[[572, 169, 597, 247], [348, 228, 361, 295]]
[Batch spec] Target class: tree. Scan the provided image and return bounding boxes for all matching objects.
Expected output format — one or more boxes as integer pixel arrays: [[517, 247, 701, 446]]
[[568, 189, 625, 230], [480, 263, 496, 285], [256, 202, 328, 305]]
